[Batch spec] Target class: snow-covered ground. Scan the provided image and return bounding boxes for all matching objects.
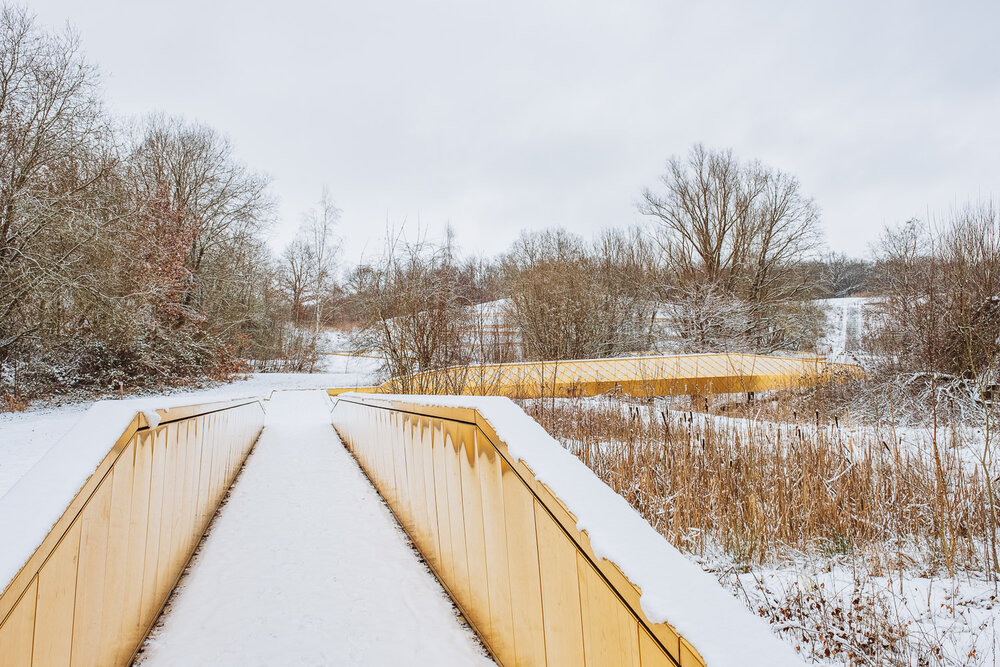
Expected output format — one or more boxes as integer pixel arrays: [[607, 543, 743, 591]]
[[137, 390, 493, 666], [0, 403, 90, 498], [727, 561, 1000, 666], [816, 297, 877, 362]]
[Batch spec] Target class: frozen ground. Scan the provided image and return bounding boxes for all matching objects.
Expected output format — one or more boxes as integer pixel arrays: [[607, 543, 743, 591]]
[[816, 297, 877, 362], [137, 390, 493, 666], [0, 403, 90, 497], [727, 561, 1000, 666]]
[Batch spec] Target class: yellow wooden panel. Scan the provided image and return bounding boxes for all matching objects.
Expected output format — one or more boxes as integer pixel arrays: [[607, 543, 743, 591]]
[[330, 396, 735, 667], [680, 638, 705, 667], [69, 476, 113, 666], [477, 437, 515, 665], [430, 421, 456, 588], [500, 460, 546, 666], [139, 428, 167, 632], [335, 352, 855, 398], [373, 412, 390, 500], [443, 422, 472, 611], [419, 417, 443, 573], [170, 420, 191, 579], [178, 421, 200, 561], [220, 413, 233, 485], [578, 552, 641, 667], [120, 431, 152, 663], [98, 440, 135, 665], [32, 519, 82, 667], [154, 424, 179, 607], [163, 420, 183, 575], [402, 415, 429, 554], [0, 577, 37, 666], [458, 425, 491, 643], [534, 501, 585, 666], [388, 412, 410, 527], [207, 414, 223, 508], [391, 413, 409, 518], [0, 399, 262, 667], [195, 416, 214, 533], [640, 627, 670, 667]]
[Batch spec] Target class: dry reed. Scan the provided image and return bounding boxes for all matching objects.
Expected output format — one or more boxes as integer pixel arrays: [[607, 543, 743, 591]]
[[522, 395, 993, 574]]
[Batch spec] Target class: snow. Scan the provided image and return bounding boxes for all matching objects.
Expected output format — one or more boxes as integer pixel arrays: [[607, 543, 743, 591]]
[[730, 562, 1000, 665], [816, 297, 877, 362], [0, 404, 89, 498], [339, 392, 805, 667], [138, 390, 493, 666]]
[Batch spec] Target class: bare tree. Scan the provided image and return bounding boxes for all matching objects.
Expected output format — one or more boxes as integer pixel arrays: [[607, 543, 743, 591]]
[[353, 228, 471, 389], [502, 228, 655, 360], [820, 252, 870, 298], [0, 6, 111, 355], [127, 114, 273, 308], [0, 6, 316, 400], [278, 236, 311, 325], [639, 144, 823, 351], [301, 187, 340, 333], [867, 205, 1000, 381]]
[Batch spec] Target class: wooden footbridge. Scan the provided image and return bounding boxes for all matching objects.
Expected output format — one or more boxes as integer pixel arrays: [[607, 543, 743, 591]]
[[329, 352, 861, 399], [0, 353, 832, 665]]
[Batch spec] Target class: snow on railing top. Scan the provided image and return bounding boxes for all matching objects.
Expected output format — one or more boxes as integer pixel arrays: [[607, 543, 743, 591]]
[[0, 395, 260, 595], [344, 392, 806, 667]]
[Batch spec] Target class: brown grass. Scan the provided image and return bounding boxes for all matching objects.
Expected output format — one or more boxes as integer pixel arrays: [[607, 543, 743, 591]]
[[521, 395, 993, 574]]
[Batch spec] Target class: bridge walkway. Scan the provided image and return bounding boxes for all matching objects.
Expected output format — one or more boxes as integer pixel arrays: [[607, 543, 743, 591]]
[[137, 390, 493, 666]]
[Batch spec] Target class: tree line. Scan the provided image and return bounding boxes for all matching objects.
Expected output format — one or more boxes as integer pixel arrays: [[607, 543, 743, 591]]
[[8, 4, 994, 417], [0, 7, 335, 404]]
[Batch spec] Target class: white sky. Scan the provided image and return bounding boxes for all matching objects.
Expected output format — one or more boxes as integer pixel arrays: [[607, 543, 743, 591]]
[[29, 0, 1000, 263]]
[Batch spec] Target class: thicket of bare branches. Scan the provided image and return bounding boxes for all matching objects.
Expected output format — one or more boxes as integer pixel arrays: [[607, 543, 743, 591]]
[[0, 8, 314, 402], [867, 207, 1000, 385], [352, 232, 468, 388], [640, 144, 824, 352], [277, 188, 341, 333], [502, 228, 656, 360]]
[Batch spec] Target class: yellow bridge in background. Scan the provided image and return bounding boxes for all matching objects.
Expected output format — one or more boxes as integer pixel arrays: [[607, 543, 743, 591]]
[[328, 352, 861, 399]]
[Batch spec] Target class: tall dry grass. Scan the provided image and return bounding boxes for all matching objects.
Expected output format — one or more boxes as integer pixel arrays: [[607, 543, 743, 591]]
[[522, 396, 993, 574]]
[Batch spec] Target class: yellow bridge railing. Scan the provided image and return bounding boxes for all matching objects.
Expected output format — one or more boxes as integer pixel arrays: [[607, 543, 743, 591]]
[[333, 393, 707, 666], [0, 397, 264, 666], [329, 352, 861, 399]]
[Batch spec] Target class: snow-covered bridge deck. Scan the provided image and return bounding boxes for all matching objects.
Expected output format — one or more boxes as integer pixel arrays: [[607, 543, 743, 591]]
[[137, 390, 492, 665]]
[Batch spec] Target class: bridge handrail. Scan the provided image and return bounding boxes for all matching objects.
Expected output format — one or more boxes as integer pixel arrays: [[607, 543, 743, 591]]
[[332, 392, 803, 667], [0, 396, 265, 666]]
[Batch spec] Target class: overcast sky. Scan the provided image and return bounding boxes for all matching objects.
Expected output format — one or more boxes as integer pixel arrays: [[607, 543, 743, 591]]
[[30, 0, 1000, 263]]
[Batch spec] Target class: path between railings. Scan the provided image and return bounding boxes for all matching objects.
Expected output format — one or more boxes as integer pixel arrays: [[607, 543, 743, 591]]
[[137, 390, 493, 666]]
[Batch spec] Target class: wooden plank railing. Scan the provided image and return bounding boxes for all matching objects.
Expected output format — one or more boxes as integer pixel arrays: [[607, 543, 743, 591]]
[[331, 394, 707, 667], [0, 397, 265, 666]]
